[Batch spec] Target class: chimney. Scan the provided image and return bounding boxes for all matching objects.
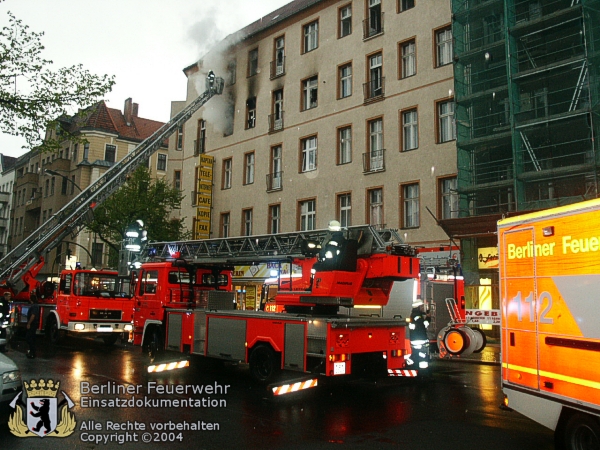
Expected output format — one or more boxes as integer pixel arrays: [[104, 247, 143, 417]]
[[124, 98, 133, 126], [132, 102, 139, 118]]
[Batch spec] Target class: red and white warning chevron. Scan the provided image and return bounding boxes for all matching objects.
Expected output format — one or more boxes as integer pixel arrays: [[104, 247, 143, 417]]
[[388, 369, 418, 377], [272, 378, 318, 396]]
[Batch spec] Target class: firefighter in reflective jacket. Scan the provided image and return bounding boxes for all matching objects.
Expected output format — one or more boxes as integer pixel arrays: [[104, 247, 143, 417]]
[[408, 299, 430, 370]]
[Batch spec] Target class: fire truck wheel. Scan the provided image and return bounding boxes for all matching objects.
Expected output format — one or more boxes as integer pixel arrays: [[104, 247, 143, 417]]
[[472, 328, 487, 354], [46, 316, 61, 344], [102, 334, 120, 346], [249, 345, 278, 383], [563, 412, 600, 450]]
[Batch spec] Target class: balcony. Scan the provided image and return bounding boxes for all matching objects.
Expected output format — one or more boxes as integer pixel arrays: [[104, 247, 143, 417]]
[[362, 12, 384, 40], [15, 171, 39, 187], [0, 191, 9, 204], [270, 57, 286, 79], [363, 77, 385, 104], [0, 217, 7, 229], [362, 149, 386, 173], [268, 112, 284, 133], [266, 172, 283, 192], [45, 157, 71, 173], [25, 195, 41, 212]]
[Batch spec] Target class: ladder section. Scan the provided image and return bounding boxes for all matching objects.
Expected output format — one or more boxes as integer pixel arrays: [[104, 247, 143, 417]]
[[144, 225, 414, 264], [0, 74, 225, 283]]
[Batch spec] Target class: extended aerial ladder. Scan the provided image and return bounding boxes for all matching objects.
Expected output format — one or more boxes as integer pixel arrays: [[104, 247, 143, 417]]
[[0, 73, 224, 294], [143, 225, 415, 263], [142, 225, 419, 311]]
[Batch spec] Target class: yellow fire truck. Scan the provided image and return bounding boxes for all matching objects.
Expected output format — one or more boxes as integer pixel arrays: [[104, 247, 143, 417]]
[[499, 199, 600, 449]]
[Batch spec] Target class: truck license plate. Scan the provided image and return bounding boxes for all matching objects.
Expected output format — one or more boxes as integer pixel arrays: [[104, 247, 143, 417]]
[[97, 327, 113, 332], [334, 362, 346, 375]]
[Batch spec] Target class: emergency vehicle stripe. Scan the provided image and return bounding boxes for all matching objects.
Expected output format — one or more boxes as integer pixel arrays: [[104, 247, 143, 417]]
[[388, 369, 418, 377], [502, 363, 600, 390], [272, 379, 318, 395], [147, 360, 190, 373]]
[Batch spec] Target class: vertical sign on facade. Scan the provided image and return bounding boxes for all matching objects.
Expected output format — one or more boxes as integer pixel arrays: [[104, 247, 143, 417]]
[[195, 154, 214, 239]]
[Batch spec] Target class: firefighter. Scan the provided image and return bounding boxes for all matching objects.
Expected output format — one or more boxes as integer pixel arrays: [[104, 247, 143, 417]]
[[314, 220, 346, 272], [408, 298, 430, 371]]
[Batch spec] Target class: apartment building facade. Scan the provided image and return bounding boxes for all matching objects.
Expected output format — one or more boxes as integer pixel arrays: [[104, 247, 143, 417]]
[[170, 0, 459, 256], [9, 99, 167, 279]]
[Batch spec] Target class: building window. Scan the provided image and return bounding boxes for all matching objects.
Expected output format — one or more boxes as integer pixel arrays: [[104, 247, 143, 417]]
[[269, 204, 281, 234], [367, 188, 383, 227], [402, 183, 420, 228], [61, 177, 68, 195], [73, 144, 78, 162], [399, 0, 415, 12], [368, 118, 384, 171], [302, 76, 318, 110], [337, 193, 352, 228], [269, 145, 282, 190], [228, 59, 237, 85], [220, 213, 230, 238], [367, 52, 383, 99], [338, 63, 352, 99], [71, 175, 76, 195], [50, 177, 55, 196], [400, 39, 416, 78], [270, 89, 284, 132], [299, 199, 316, 231], [176, 126, 183, 150], [367, 0, 383, 37], [105, 144, 116, 163], [92, 243, 104, 268], [246, 97, 256, 129], [440, 177, 458, 219], [173, 170, 181, 190], [339, 5, 352, 38], [248, 48, 258, 76], [303, 21, 318, 53], [242, 208, 253, 236], [402, 109, 418, 151], [83, 143, 89, 161], [244, 152, 255, 185], [301, 136, 317, 173], [157, 153, 167, 171], [196, 119, 206, 155], [437, 99, 456, 143], [338, 126, 352, 164], [222, 158, 232, 189], [273, 36, 285, 77], [436, 26, 453, 67]]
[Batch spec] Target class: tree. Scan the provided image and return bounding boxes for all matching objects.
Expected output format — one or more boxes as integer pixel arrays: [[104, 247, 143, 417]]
[[85, 166, 188, 265], [0, 6, 115, 150]]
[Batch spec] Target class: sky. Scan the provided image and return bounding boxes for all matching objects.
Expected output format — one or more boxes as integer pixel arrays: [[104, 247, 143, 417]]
[[0, 0, 293, 158]]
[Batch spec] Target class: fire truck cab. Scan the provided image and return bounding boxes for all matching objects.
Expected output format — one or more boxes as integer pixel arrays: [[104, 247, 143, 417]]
[[44, 269, 134, 345]]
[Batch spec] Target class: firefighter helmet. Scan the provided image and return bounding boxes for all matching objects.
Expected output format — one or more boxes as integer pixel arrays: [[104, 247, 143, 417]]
[[328, 220, 341, 232]]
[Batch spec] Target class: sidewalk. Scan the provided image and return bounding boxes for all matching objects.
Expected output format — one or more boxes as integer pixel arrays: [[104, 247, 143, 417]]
[[433, 344, 501, 365]]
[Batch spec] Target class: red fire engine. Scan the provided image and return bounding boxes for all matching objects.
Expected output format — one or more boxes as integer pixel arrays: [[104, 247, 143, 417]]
[[132, 225, 421, 387]]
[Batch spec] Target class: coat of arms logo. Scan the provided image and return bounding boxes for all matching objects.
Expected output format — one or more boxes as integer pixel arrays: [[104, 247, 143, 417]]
[[8, 378, 76, 438]]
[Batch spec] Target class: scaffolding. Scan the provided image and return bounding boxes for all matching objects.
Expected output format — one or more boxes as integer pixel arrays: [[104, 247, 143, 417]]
[[452, 0, 600, 216]]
